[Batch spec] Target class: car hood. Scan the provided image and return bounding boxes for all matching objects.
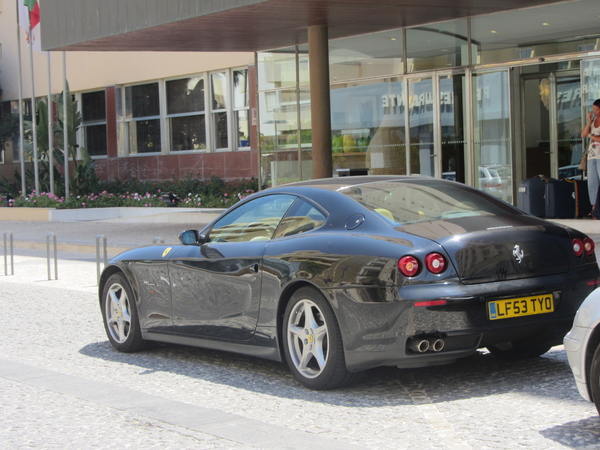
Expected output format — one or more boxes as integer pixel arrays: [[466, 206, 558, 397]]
[[398, 215, 572, 284]]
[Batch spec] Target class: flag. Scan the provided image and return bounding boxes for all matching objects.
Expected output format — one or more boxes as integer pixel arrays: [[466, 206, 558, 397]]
[[18, 0, 42, 52]]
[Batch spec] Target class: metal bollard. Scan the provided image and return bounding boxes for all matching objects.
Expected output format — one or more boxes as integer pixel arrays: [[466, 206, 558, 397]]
[[46, 233, 58, 280], [153, 237, 164, 244], [3, 231, 14, 276], [96, 235, 107, 285]]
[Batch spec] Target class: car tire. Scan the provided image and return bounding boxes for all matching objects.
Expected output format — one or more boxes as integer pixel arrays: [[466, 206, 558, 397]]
[[282, 287, 360, 390], [590, 344, 600, 415], [487, 341, 553, 360], [101, 273, 149, 353]]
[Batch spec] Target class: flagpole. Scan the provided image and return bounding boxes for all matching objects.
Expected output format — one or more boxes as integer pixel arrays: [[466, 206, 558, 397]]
[[16, 0, 26, 196], [63, 51, 69, 200], [47, 53, 54, 195], [28, 18, 40, 193]]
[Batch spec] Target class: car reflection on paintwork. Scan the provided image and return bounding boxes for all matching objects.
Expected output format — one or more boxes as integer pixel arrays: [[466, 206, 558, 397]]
[[98, 176, 599, 390]]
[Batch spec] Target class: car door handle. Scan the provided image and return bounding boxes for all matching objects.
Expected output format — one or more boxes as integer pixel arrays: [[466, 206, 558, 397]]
[[250, 264, 259, 273]]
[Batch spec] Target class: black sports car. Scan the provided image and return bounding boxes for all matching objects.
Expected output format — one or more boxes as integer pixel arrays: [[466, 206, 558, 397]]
[[99, 176, 600, 390]]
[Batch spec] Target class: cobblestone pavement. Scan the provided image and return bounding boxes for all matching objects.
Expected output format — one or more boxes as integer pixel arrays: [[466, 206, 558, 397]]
[[1, 255, 600, 449]]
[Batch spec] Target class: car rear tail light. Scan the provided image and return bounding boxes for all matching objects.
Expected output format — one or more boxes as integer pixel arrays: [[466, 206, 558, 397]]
[[584, 238, 595, 256], [414, 300, 447, 307], [398, 256, 419, 277], [572, 238, 584, 257], [484, 182, 502, 188], [425, 253, 446, 274]]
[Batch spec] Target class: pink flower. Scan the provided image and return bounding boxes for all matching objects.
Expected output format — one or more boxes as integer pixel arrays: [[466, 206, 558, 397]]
[[82, 202, 86, 206]]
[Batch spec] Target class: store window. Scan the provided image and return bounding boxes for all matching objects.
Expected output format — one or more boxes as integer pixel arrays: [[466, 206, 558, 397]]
[[121, 82, 161, 154], [331, 77, 405, 176], [406, 19, 470, 72], [211, 72, 229, 150], [81, 90, 107, 157], [233, 69, 250, 149], [166, 76, 206, 151]]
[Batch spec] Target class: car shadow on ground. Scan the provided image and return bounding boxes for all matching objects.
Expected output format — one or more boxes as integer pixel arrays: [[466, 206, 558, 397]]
[[540, 416, 600, 448], [80, 340, 587, 408]]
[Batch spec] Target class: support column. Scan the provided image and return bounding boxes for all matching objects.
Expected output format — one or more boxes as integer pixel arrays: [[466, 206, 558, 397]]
[[308, 25, 332, 179]]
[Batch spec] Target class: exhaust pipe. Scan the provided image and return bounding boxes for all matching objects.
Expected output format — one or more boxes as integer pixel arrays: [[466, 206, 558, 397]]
[[429, 338, 445, 352], [408, 339, 430, 353]]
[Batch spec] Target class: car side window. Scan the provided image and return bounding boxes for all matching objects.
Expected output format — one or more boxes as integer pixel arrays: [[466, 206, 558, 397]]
[[273, 198, 327, 239], [208, 194, 296, 243]]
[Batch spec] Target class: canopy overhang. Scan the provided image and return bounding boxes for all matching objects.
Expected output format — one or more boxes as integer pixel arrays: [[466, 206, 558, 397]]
[[40, 0, 571, 52]]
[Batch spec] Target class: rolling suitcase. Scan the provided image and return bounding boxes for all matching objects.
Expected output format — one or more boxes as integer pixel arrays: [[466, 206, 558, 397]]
[[545, 178, 575, 219], [517, 175, 549, 217], [573, 179, 592, 218]]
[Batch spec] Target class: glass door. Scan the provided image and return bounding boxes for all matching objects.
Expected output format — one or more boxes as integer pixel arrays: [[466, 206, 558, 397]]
[[407, 77, 434, 176], [521, 62, 581, 181], [438, 73, 467, 184], [472, 70, 513, 203]]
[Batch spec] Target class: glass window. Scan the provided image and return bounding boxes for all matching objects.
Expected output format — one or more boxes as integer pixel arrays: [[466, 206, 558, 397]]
[[123, 82, 161, 154], [340, 179, 516, 225], [329, 30, 404, 82], [259, 88, 312, 186], [273, 198, 327, 239], [209, 194, 296, 242], [331, 77, 406, 176], [211, 72, 229, 149], [472, 0, 600, 65], [257, 49, 298, 90], [406, 19, 469, 72], [166, 76, 206, 151], [81, 91, 107, 157], [10, 100, 30, 162], [233, 69, 250, 148]]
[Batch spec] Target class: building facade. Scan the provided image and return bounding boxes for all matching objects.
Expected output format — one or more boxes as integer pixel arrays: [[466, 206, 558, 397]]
[[0, 1, 257, 185], [2, 0, 600, 205]]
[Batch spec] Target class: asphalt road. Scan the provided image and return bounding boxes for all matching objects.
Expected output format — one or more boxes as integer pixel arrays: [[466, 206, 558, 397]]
[[1, 253, 600, 449]]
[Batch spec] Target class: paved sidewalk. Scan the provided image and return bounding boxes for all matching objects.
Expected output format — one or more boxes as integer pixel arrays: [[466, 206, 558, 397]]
[[1, 254, 600, 449]]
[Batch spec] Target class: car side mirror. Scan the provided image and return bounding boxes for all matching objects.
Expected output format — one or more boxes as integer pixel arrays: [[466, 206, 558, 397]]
[[178, 230, 206, 245]]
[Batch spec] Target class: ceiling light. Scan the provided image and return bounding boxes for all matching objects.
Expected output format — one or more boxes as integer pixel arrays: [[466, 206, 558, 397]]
[[390, 38, 397, 41], [490, 30, 498, 34], [542, 22, 549, 26]]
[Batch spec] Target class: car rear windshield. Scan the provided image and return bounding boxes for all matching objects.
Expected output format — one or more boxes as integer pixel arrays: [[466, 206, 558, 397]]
[[338, 179, 518, 225]]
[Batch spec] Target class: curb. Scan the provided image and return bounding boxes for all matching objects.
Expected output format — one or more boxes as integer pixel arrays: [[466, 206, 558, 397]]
[[8, 239, 135, 256]]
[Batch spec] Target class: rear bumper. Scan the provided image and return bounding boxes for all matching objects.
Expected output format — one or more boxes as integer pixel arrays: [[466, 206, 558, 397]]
[[330, 264, 599, 371], [564, 325, 593, 403]]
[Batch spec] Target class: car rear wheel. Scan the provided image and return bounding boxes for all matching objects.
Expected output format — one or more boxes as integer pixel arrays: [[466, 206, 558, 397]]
[[590, 344, 600, 415], [487, 340, 553, 360], [101, 273, 149, 353], [282, 287, 360, 390]]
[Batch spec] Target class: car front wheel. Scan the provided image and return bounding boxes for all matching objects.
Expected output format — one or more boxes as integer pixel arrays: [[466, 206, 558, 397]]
[[282, 287, 360, 390], [590, 343, 600, 415], [101, 273, 149, 353]]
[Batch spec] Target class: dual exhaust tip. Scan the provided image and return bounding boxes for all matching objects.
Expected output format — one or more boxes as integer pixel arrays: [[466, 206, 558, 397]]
[[408, 337, 445, 353]]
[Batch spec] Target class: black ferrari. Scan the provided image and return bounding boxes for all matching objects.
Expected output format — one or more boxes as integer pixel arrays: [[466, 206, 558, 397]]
[[99, 176, 600, 389]]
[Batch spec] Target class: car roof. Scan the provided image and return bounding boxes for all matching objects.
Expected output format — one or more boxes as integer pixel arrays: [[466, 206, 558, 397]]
[[270, 175, 433, 192]]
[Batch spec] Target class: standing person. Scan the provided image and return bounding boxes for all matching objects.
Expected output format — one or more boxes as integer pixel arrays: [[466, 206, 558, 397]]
[[582, 99, 600, 216]]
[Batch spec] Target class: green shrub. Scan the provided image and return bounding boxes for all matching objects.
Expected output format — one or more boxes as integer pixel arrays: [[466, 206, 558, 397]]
[[5, 176, 260, 209]]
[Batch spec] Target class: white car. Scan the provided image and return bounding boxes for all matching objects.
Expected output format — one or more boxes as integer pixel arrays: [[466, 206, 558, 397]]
[[564, 286, 600, 413]]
